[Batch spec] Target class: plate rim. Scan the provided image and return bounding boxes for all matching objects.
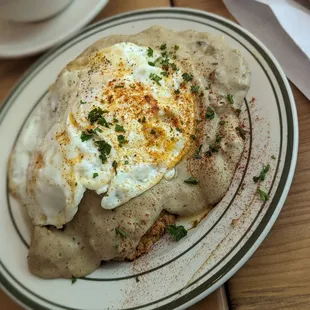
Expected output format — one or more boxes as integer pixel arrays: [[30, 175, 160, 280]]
[[0, 7, 298, 310]]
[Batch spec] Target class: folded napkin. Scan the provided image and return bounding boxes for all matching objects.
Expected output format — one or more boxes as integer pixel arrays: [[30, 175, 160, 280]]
[[224, 0, 310, 100]]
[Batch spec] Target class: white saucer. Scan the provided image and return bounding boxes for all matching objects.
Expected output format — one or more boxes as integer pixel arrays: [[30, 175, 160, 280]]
[[0, 0, 108, 58]]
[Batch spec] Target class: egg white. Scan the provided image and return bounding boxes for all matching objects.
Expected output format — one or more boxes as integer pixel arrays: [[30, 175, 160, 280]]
[[20, 42, 196, 227]]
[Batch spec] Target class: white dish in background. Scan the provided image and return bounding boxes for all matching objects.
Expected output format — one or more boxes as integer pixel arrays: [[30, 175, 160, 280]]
[[0, 0, 72, 23], [0, 0, 108, 58], [0, 8, 298, 310]]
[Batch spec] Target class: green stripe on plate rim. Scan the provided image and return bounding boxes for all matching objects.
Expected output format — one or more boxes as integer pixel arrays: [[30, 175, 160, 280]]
[[0, 8, 296, 310]]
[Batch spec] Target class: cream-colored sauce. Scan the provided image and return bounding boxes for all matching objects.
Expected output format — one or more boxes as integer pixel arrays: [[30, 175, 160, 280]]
[[9, 26, 250, 278]]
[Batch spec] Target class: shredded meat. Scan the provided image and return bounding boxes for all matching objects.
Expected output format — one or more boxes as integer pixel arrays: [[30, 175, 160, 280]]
[[126, 211, 176, 260]]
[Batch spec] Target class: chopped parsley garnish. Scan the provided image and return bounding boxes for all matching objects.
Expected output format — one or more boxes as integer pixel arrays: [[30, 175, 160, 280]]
[[209, 144, 219, 153], [81, 130, 93, 142], [161, 51, 168, 57], [98, 116, 110, 128], [148, 61, 155, 66], [219, 120, 225, 125], [227, 94, 234, 105], [112, 160, 118, 175], [93, 173, 99, 178], [161, 71, 168, 77], [184, 177, 199, 185], [160, 43, 167, 50], [176, 127, 182, 133], [160, 57, 169, 69], [236, 108, 242, 116], [88, 107, 105, 124], [206, 135, 222, 155], [80, 100, 87, 104], [115, 124, 125, 132], [153, 57, 162, 66], [182, 73, 193, 81], [93, 127, 102, 133], [236, 126, 246, 140], [149, 73, 162, 85], [174, 89, 180, 95], [115, 227, 127, 239], [174, 45, 179, 51], [191, 85, 200, 94], [115, 85, 124, 88], [167, 224, 187, 241], [194, 145, 202, 159], [258, 189, 269, 202], [124, 160, 129, 165], [191, 134, 196, 140], [206, 106, 215, 120], [113, 117, 118, 123], [147, 47, 153, 57], [271, 155, 276, 160], [71, 277, 77, 284], [117, 134, 127, 147], [95, 140, 112, 163], [170, 63, 178, 71], [215, 135, 222, 143], [253, 164, 270, 183], [150, 129, 156, 135]]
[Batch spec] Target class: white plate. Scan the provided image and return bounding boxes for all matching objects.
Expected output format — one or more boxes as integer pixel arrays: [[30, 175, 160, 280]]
[[0, 8, 298, 310], [0, 0, 108, 58]]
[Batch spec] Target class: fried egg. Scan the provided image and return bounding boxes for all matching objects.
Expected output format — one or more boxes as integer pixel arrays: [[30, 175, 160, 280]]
[[24, 42, 196, 227]]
